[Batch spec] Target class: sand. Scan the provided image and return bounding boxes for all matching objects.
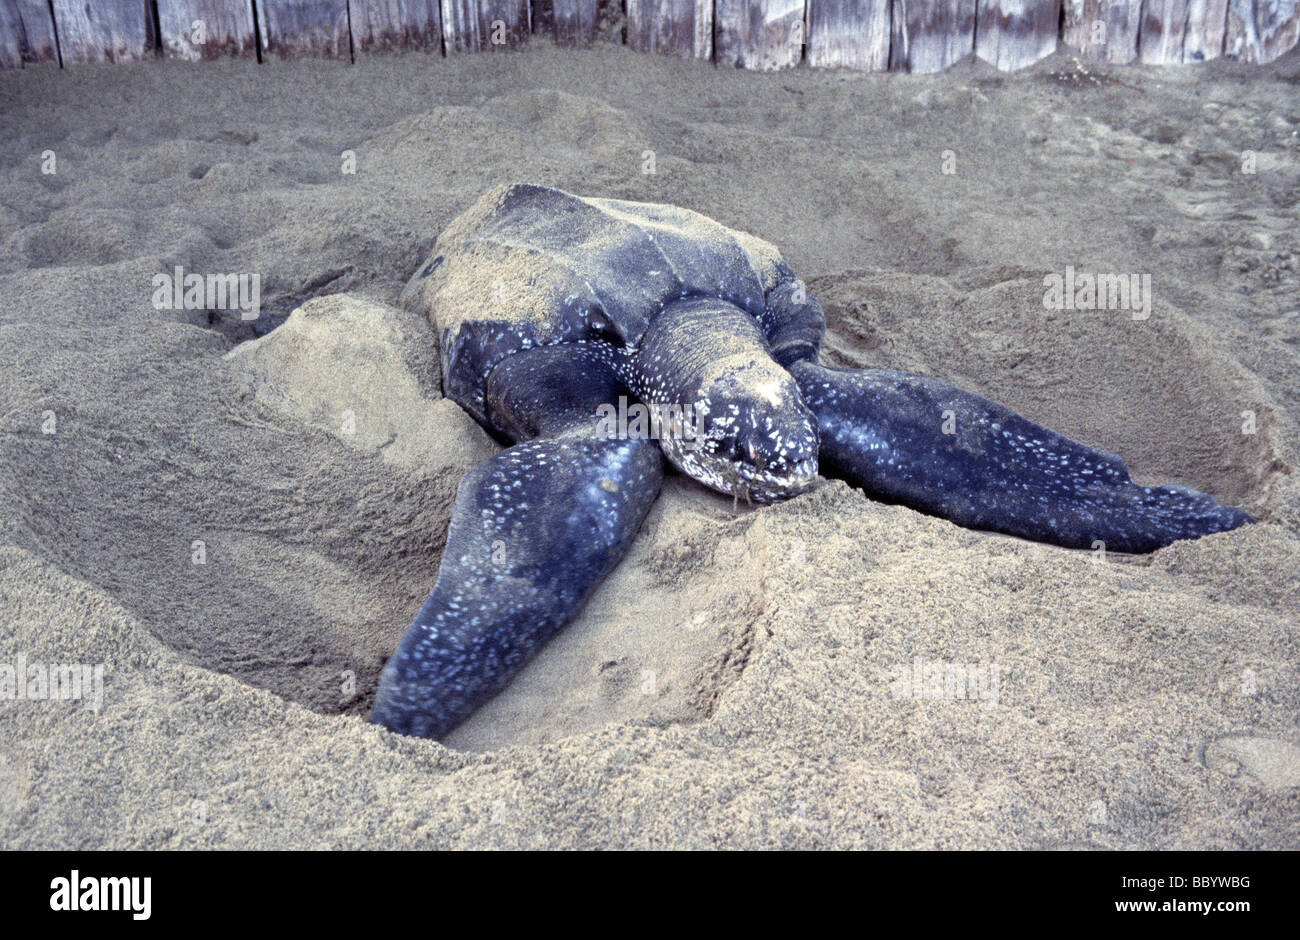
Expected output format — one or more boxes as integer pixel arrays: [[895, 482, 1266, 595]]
[[0, 42, 1298, 849]]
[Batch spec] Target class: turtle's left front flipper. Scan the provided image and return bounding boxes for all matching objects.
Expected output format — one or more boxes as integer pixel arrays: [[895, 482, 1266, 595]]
[[790, 361, 1250, 553], [371, 436, 662, 739]]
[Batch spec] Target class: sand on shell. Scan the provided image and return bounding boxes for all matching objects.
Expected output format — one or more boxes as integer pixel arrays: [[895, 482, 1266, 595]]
[[0, 43, 1298, 848]]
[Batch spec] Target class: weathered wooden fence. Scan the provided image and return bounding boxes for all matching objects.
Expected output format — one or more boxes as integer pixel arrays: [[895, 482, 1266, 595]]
[[1, 0, 1295, 70]]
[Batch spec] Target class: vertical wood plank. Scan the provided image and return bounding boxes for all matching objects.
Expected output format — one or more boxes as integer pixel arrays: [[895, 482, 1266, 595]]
[[715, 0, 806, 70], [1139, 0, 1189, 62], [1183, 0, 1229, 60], [441, 0, 530, 52], [890, 0, 976, 71], [976, 0, 1061, 70], [348, 0, 442, 53], [1062, 0, 1106, 57], [51, 0, 154, 64], [1224, 0, 1299, 63], [626, 0, 712, 58], [1060, 0, 1141, 62], [257, 0, 351, 58], [532, 0, 556, 35], [15, 0, 59, 63], [550, 0, 597, 43], [156, 1, 258, 60], [806, 0, 890, 69], [1140, 0, 1229, 62], [1, 0, 22, 69]]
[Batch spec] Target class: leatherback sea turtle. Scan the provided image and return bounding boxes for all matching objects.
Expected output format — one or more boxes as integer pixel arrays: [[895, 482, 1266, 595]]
[[371, 183, 1250, 739]]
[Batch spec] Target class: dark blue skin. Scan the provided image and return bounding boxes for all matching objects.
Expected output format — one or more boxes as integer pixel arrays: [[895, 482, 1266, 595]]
[[371, 184, 1250, 740]]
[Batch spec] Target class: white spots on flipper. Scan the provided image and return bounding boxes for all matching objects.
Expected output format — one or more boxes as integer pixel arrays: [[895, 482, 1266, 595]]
[[791, 361, 1248, 554], [372, 433, 663, 738]]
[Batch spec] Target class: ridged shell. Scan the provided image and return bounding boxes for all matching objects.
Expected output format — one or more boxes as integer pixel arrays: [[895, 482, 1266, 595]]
[[400, 183, 792, 427]]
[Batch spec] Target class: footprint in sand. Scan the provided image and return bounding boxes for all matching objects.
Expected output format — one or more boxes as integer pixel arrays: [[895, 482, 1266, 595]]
[[1203, 735, 1300, 790]]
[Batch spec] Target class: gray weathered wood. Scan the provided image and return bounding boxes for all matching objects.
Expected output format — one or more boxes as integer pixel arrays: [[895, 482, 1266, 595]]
[[533, 0, 557, 35], [626, 0, 712, 58], [15, 0, 59, 63], [976, 0, 1061, 70], [1060, 0, 1142, 62], [51, 0, 154, 64], [1, 0, 22, 69], [715, 0, 806, 70], [349, 0, 441, 54], [890, 0, 976, 71], [1183, 0, 1230, 59], [1139, 0, 1228, 62], [806, 0, 890, 69], [1140, 0, 1186, 62], [257, 0, 351, 58], [1224, 0, 1299, 62], [11, 0, 1294, 72], [156, 1, 258, 60], [441, 0, 530, 51], [551, 0, 598, 43]]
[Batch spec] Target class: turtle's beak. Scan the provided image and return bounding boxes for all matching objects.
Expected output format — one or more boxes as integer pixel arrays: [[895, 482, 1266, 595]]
[[740, 455, 819, 504]]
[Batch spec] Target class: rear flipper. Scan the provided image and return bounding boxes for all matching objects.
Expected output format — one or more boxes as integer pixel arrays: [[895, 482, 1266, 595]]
[[371, 436, 663, 738], [791, 361, 1250, 553]]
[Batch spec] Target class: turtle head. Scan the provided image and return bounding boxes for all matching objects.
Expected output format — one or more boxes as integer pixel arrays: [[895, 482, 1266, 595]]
[[662, 362, 819, 505]]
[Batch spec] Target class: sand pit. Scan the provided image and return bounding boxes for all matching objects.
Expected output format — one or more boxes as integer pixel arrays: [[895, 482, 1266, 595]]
[[0, 43, 1297, 848]]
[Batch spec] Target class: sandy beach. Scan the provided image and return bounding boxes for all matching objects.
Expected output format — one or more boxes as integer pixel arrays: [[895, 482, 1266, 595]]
[[1, 41, 1297, 848]]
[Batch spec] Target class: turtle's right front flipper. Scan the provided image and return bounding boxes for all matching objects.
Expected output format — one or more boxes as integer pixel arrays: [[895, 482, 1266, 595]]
[[790, 361, 1250, 553], [371, 436, 662, 739]]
